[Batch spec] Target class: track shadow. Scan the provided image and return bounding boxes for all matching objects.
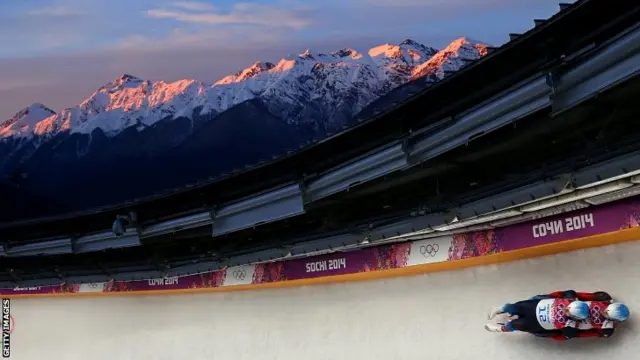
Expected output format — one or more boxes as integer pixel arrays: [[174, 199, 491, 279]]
[[502, 321, 632, 356]]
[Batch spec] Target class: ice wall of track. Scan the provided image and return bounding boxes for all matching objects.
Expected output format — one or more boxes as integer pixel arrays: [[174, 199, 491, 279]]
[[8, 241, 640, 360]]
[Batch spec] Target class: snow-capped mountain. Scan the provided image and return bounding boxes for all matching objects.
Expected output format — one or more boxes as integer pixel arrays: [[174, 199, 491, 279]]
[[0, 103, 57, 174], [0, 103, 56, 139], [0, 37, 487, 219], [411, 38, 488, 80], [369, 39, 439, 84]]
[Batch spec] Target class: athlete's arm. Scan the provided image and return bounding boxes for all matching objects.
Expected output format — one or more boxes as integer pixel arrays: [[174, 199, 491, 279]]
[[528, 290, 574, 300], [539, 290, 612, 301], [600, 328, 615, 338], [533, 330, 562, 338], [558, 326, 579, 340], [574, 291, 613, 302], [601, 319, 616, 330], [577, 328, 615, 338], [540, 290, 578, 299], [549, 328, 615, 341]]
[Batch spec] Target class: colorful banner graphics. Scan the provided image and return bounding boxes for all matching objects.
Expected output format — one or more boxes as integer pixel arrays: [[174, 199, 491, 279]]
[[3, 197, 640, 296], [497, 199, 640, 251]]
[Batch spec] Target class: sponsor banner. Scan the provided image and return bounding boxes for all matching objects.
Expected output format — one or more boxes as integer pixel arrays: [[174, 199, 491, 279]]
[[496, 197, 640, 252], [3, 287, 51, 295], [252, 242, 412, 283], [78, 283, 105, 293], [406, 236, 453, 266], [224, 265, 255, 286], [2, 197, 640, 296], [102, 271, 226, 293], [284, 250, 376, 280], [111, 275, 184, 292]]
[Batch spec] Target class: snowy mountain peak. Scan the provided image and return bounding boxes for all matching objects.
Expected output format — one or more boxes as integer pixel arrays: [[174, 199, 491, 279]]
[[116, 73, 141, 83], [399, 38, 437, 53], [292, 47, 365, 62], [331, 48, 363, 60], [0, 103, 56, 139], [299, 49, 314, 59], [215, 61, 275, 85], [369, 40, 437, 65], [367, 39, 439, 85], [94, 74, 146, 96], [410, 37, 488, 80], [253, 61, 275, 70], [16, 103, 55, 118], [444, 37, 489, 54], [399, 38, 418, 46]]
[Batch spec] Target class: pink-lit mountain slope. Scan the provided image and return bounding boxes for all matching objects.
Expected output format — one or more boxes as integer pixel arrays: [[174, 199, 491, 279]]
[[1, 37, 487, 141]]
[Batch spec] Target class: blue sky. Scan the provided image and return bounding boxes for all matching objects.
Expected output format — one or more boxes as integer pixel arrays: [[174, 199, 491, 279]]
[[0, 0, 575, 119]]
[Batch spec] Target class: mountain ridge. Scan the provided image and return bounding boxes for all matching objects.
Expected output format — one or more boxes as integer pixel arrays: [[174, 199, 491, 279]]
[[0, 36, 489, 220], [1, 37, 485, 140]]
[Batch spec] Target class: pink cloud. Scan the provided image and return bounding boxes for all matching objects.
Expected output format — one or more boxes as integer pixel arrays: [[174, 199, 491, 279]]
[[169, 1, 216, 11], [146, 3, 311, 29]]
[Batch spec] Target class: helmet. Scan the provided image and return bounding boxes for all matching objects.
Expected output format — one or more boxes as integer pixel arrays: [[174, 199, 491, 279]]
[[605, 303, 630, 321], [567, 301, 589, 320]]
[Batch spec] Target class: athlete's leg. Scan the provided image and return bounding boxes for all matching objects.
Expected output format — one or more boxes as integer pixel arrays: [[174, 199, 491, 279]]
[[501, 318, 524, 332], [484, 323, 507, 332], [486, 299, 546, 334], [488, 300, 535, 319], [485, 317, 541, 333], [488, 306, 505, 320]]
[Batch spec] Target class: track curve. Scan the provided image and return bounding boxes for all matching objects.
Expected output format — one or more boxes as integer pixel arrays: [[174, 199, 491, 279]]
[[8, 241, 639, 360]]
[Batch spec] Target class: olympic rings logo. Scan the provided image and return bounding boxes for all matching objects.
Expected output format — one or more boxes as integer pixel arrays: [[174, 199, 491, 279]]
[[419, 244, 439, 258], [554, 303, 566, 323], [232, 269, 246, 281], [555, 314, 566, 323], [591, 305, 603, 324], [88, 283, 98, 289]]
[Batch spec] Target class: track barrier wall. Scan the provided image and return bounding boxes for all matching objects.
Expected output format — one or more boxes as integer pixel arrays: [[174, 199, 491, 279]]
[[3, 197, 640, 298]]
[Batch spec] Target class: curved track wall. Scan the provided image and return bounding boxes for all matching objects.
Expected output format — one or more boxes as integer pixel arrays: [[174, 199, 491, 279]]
[[6, 237, 640, 360]]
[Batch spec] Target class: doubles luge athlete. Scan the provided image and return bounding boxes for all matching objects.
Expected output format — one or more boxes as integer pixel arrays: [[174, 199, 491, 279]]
[[484, 290, 630, 340]]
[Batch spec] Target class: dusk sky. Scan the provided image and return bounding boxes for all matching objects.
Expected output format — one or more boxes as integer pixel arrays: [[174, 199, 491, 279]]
[[0, 0, 575, 120]]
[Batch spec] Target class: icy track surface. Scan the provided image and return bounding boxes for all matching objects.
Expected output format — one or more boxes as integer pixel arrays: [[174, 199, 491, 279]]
[[10, 241, 640, 360]]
